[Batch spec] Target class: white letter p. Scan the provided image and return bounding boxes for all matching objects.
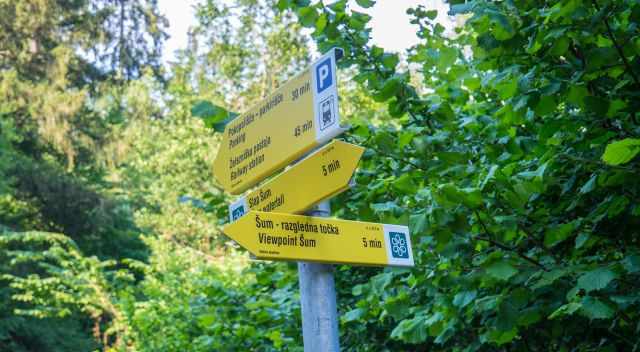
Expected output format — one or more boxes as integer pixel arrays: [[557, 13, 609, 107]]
[[319, 65, 329, 89]]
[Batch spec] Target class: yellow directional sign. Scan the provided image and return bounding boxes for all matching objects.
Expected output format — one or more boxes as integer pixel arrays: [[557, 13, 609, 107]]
[[223, 211, 415, 267], [213, 48, 345, 194], [228, 140, 364, 221]]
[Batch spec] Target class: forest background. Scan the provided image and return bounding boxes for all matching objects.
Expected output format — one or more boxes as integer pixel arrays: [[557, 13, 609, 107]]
[[1, 0, 640, 351]]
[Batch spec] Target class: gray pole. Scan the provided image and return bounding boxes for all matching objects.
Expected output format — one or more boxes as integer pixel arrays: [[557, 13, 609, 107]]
[[298, 200, 340, 352]]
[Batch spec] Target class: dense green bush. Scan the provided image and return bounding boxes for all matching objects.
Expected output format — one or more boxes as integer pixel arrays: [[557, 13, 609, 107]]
[[274, 0, 640, 350], [126, 238, 303, 351]]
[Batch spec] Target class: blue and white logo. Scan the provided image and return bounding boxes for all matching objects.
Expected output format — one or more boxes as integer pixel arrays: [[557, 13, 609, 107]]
[[231, 204, 245, 221], [315, 58, 333, 94], [389, 232, 409, 259]]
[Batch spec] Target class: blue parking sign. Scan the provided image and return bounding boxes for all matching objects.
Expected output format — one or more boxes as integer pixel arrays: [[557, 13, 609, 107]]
[[315, 57, 333, 94]]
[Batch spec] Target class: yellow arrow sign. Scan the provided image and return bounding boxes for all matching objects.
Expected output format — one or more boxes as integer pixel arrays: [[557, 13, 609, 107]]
[[228, 140, 364, 221], [223, 211, 415, 267], [213, 48, 345, 194]]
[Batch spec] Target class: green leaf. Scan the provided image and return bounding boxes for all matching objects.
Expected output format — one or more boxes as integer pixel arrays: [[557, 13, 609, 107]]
[[453, 291, 477, 308], [398, 131, 414, 148], [464, 76, 481, 90], [602, 138, 640, 165], [191, 100, 234, 132], [425, 10, 437, 20], [276, 0, 291, 11], [580, 296, 615, 320], [381, 53, 399, 70], [574, 232, 590, 249], [489, 12, 515, 40], [607, 196, 629, 218], [495, 77, 518, 100], [352, 284, 365, 296], [534, 95, 557, 116], [298, 6, 318, 27], [373, 77, 402, 102], [526, 31, 543, 54], [547, 0, 579, 22], [567, 85, 588, 107], [549, 302, 581, 319], [371, 272, 393, 293], [622, 254, 640, 273], [586, 47, 617, 71], [486, 261, 518, 281], [409, 212, 427, 235], [393, 174, 416, 193], [371, 201, 401, 214], [517, 307, 542, 327], [328, 0, 346, 12], [549, 36, 569, 56], [531, 268, 568, 289], [388, 98, 406, 117], [606, 99, 627, 117], [432, 103, 455, 121], [544, 222, 575, 247], [191, 100, 217, 119], [584, 96, 609, 116], [198, 313, 216, 328], [517, 161, 547, 180], [349, 11, 371, 30], [579, 174, 597, 194], [343, 308, 365, 322], [390, 316, 428, 344], [267, 330, 283, 349], [577, 268, 617, 292], [461, 188, 483, 208], [315, 14, 328, 32], [436, 184, 482, 208], [496, 299, 518, 331], [485, 327, 518, 345], [355, 0, 375, 8], [385, 294, 411, 320]]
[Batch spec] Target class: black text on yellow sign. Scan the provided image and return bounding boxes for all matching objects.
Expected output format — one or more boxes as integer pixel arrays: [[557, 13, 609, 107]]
[[213, 48, 345, 194], [228, 140, 364, 221], [223, 211, 415, 267]]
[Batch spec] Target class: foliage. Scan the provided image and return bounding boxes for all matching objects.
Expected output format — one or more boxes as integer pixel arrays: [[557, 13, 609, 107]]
[[0, 0, 168, 349], [0, 118, 18, 194], [183, 0, 311, 112], [1, 231, 133, 349], [602, 138, 640, 165], [0, 0, 168, 169], [1, 0, 312, 350], [0, 0, 167, 82], [108, 115, 222, 251], [126, 237, 303, 352], [2, 0, 640, 351], [276, 0, 640, 350]]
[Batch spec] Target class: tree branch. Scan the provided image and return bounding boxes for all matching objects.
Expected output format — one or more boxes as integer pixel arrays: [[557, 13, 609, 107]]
[[473, 210, 548, 271], [558, 153, 636, 171], [365, 143, 428, 172], [591, 0, 640, 86]]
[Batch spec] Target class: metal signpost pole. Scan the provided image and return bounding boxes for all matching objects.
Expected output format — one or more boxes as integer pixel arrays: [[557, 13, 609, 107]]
[[298, 200, 340, 352]]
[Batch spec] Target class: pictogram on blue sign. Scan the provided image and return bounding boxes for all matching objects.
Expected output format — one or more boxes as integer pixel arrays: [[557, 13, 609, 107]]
[[315, 58, 333, 94], [389, 232, 409, 259], [231, 205, 245, 221]]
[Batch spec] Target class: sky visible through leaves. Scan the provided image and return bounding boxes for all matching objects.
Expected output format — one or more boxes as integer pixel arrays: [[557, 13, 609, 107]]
[[158, 0, 453, 62]]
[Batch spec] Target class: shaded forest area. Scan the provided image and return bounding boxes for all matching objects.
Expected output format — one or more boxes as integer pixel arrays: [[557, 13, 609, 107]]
[[1, 0, 640, 351]]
